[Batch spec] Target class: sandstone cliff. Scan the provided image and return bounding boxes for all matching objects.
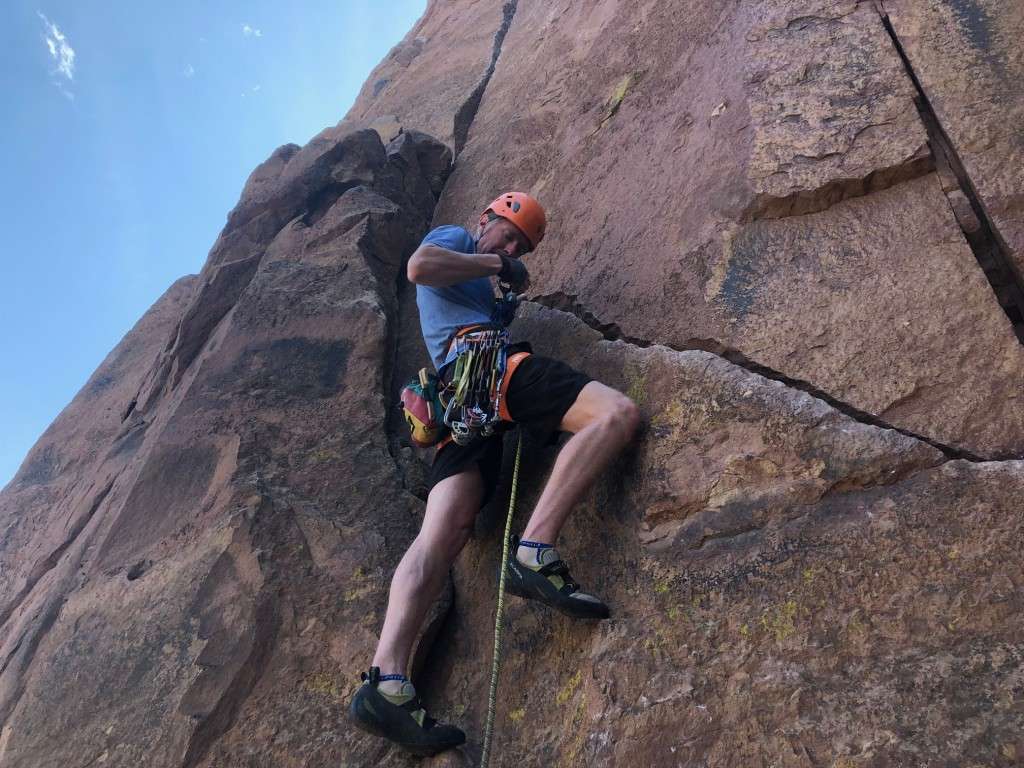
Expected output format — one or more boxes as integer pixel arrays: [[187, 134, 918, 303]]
[[2, 1, 1023, 766]]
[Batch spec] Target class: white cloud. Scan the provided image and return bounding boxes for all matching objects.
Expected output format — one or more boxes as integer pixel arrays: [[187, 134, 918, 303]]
[[241, 24, 262, 38], [251, 84, 261, 92], [184, 63, 196, 78], [38, 12, 75, 82]]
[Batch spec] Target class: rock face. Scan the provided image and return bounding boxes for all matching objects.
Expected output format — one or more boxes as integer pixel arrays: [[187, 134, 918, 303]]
[[440, 304, 1024, 767], [347, 0, 517, 153], [883, 0, 1024, 281], [3, 1, 1024, 767], [0, 126, 453, 767], [429, 0, 1024, 458]]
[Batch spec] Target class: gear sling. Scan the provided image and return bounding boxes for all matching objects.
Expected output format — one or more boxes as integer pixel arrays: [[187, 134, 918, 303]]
[[400, 322, 530, 449]]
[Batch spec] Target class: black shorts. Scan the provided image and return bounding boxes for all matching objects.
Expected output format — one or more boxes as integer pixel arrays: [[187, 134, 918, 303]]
[[427, 350, 592, 503]]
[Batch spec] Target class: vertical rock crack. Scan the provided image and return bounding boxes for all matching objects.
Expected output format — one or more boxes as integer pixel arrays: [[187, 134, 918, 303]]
[[877, 6, 1024, 343], [452, 0, 519, 158]]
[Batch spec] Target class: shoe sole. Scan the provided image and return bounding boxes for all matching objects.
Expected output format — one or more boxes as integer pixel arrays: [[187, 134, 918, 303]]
[[349, 689, 465, 757], [505, 561, 610, 619]]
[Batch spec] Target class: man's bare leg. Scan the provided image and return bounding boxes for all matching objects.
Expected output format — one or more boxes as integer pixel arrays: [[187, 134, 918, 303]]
[[521, 381, 639, 544], [372, 468, 484, 675]]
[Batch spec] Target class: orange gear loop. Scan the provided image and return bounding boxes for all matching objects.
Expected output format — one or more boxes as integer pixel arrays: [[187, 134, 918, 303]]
[[497, 352, 531, 422], [480, 192, 546, 251]]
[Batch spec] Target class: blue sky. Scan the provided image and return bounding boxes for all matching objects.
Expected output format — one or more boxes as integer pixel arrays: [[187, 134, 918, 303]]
[[1, 1, 427, 487]]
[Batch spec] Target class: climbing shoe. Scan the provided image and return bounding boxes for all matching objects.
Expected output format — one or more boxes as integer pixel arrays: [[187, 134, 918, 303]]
[[505, 536, 610, 619], [349, 667, 465, 756]]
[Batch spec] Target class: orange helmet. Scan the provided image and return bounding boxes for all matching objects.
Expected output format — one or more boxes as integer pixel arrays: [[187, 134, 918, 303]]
[[480, 192, 546, 251]]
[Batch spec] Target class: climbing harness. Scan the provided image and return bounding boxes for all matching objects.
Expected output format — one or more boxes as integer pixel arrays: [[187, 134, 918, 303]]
[[480, 431, 522, 768], [400, 291, 523, 450]]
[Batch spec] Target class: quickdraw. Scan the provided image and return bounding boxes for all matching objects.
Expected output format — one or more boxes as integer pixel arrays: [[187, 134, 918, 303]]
[[442, 291, 521, 446], [443, 326, 513, 445]]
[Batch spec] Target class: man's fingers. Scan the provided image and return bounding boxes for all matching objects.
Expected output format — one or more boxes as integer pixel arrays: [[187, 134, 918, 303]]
[[498, 255, 530, 290]]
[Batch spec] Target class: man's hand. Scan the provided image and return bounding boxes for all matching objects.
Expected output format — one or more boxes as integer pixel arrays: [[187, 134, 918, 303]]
[[498, 255, 530, 292]]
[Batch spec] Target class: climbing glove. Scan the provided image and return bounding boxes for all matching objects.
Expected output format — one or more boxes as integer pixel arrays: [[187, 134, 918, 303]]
[[498, 255, 530, 292]]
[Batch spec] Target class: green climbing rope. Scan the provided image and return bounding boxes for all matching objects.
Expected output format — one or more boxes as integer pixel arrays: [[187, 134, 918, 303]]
[[480, 432, 522, 768]]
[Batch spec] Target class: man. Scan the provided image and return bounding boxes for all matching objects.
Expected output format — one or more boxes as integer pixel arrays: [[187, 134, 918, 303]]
[[350, 192, 639, 756]]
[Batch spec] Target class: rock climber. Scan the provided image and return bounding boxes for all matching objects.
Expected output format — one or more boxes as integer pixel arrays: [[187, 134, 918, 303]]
[[349, 192, 640, 755]]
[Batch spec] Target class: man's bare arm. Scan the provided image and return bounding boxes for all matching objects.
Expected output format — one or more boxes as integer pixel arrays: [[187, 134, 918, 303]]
[[407, 244, 503, 287]]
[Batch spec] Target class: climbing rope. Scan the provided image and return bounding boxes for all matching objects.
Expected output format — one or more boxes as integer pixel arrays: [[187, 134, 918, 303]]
[[480, 432, 522, 768]]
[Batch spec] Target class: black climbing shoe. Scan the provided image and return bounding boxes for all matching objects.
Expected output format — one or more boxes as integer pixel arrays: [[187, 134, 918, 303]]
[[349, 667, 466, 757], [504, 536, 610, 619]]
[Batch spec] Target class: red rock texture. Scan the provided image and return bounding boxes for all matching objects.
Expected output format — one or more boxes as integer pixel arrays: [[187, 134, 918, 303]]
[[347, 0, 516, 153], [883, 0, 1024, 281], [0, 126, 452, 767], [3, 1, 1024, 767], [432, 0, 1024, 458], [441, 304, 1024, 767]]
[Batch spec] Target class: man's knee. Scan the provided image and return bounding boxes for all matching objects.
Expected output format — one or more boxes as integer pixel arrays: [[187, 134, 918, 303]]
[[420, 476, 480, 558], [562, 381, 639, 435], [605, 391, 640, 442]]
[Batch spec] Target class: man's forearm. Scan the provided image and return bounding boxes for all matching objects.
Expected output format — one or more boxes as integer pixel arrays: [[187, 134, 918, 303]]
[[407, 245, 502, 287]]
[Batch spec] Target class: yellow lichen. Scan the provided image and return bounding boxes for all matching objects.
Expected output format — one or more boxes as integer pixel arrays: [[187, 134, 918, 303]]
[[344, 565, 374, 602], [625, 365, 647, 407], [608, 74, 634, 113], [310, 448, 343, 463], [305, 672, 343, 698], [509, 707, 525, 724], [556, 670, 583, 705], [558, 697, 589, 768], [591, 72, 641, 135], [650, 399, 684, 430], [344, 584, 374, 602], [760, 600, 798, 643]]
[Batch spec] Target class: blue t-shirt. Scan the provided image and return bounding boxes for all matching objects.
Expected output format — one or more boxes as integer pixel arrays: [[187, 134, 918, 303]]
[[416, 225, 497, 369]]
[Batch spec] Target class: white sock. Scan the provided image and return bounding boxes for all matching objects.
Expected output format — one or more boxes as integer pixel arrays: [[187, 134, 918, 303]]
[[378, 674, 416, 703], [516, 539, 559, 569]]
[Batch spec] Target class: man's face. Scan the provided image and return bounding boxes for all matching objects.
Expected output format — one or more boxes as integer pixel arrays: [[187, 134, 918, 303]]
[[478, 216, 531, 260]]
